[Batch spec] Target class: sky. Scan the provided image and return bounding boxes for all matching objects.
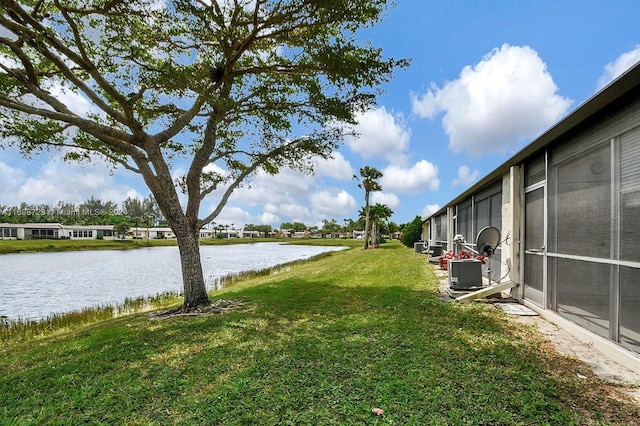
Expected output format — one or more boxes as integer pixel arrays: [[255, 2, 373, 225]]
[[2, 0, 640, 229]]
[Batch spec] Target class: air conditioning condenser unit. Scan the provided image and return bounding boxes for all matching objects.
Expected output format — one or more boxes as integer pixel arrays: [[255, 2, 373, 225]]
[[448, 259, 482, 290]]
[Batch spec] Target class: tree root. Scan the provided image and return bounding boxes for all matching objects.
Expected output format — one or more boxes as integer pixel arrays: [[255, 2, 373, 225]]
[[150, 298, 246, 320]]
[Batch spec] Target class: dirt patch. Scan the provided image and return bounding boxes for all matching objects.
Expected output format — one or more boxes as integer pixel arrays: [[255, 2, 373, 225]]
[[514, 314, 640, 403], [436, 271, 640, 404], [151, 298, 246, 320]]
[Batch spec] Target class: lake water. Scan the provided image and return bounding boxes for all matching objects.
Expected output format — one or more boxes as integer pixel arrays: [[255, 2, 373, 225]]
[[0, 242, 346, 321]]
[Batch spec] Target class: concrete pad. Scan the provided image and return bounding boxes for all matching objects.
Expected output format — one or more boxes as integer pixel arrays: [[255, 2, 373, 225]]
[[494, 303, 538, 316]]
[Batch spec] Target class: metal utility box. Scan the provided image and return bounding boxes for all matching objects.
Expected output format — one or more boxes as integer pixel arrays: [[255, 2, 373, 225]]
[[414, 241, 425, 254], [448, 259, 482, 290], [427, 245, 443, 257]]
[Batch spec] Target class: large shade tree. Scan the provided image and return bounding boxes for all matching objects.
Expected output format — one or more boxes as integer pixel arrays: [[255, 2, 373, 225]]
[[0, 0, 406, 313]]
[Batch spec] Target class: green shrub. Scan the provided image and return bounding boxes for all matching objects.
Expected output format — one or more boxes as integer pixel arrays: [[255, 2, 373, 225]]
[[401, 215, 423, 248]]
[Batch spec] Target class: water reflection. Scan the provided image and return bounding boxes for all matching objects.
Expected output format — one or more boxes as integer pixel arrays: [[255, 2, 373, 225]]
[[0, 243, 345, 321]]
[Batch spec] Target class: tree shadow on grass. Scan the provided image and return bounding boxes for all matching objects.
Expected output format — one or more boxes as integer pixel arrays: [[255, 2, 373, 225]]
[[2, 277, 639, 424]]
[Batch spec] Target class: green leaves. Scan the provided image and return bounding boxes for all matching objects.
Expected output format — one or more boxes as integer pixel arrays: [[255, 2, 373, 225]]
[[1, 0, 403, 177], [1, 1, 407, 304]]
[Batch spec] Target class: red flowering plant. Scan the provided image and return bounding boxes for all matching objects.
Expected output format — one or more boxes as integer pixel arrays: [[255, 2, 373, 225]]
[[438, 250, 486, 270]]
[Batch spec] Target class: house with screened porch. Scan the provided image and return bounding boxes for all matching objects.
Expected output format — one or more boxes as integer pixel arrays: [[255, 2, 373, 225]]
[[422, 61, 640, 373]]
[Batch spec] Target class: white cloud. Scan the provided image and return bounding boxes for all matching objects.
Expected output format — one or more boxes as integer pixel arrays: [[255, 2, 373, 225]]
[[212, 206, 253, 227], [411, 44, 572, 157], [0, 160, 25, 199], [203, 163, 227, 176], [263, 202, 310, 223], [452, 165, 481, 187], [381, 160, 440, 194], [46, 84, 103, 118], [371, 192, 400, 210], [1, 158, 143, 207], [229, 168, 315, 207], [597, 45, 640, 89], [16, 177, 65, 204], [310, 189, 358, 216], [314, 152, 354, 180], [421, 204, 440, 218], [101, 188, 144, 204], [344, 107, 411, 164], [1, 52, 103, 119], [258, 211, 280, 226]]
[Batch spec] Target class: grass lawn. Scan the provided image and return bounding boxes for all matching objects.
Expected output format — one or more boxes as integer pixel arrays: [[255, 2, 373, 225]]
[[1, 241, 638, 424], [0, 238, 175, 254], [0, 237, 358, 255]]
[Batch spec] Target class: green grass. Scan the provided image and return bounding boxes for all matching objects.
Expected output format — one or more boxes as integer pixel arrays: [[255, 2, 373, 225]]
[[0, 292, 184, 345], [0, 238, 171, 254], [1, 241, 638, 425], [0, 237, 360, 254]]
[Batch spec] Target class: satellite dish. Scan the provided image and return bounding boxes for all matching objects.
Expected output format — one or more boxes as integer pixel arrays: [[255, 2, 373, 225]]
[[476, 226, 500, 256], [476, 226, 501, 287]]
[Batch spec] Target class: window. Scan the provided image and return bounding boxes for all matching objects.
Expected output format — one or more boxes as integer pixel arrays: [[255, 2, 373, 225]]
[[549, 140, 611, 258], [525, 154, 545, 187], [1, 228, 17, 238], [542, 123, 640, 350], [456, 199, 473, 243], [620, 128, 640, 262], [474, 180, 502, 243]]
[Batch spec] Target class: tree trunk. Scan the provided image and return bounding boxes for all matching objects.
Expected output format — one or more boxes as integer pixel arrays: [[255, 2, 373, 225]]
[[371, 222, 377, 248], [175, 227, 211, 309], [140, 158, 212, 312], [363, 192, 370, 250]]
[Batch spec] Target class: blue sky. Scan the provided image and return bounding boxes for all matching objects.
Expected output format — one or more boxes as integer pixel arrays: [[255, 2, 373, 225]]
[[2, 0, 640, 228]]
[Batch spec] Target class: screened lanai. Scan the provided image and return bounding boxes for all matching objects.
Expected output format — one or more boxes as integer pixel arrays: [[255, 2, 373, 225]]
[[423, 61, 640, 360], [523, 114, 640, 353]]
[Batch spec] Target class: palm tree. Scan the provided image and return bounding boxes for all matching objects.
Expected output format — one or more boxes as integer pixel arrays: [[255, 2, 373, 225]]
[[369, 203, 393, 247], [354, 166, 383, 249], [359, 203, 393, 248]]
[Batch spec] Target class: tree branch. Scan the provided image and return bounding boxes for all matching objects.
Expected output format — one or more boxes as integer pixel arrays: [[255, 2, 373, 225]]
[[0, 3, 130, 124], [197, 138, 308, 228], [0, 37, 38, 83], [0, 93, 126, 137], [29, 140, 142, 174], [185, 110, 219, 220]]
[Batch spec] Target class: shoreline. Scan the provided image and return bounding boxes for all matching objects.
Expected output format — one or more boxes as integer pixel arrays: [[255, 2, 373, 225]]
[[0, 242, 355, 326], [0, 237, 358, 255]]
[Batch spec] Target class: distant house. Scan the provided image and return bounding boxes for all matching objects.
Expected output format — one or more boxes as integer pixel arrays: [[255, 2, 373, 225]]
[[328, 232, 349, 239], [199, 229, 216, 239], [64, 225, 117, 240], [0, 223, 175, 240], [1, 222, 365, 242], [137, 227, 175, 239], [239, 230, 261, 238], [422, 61, 640, 372], [352, 230, 365, 239], [0, 223, 63, 240]]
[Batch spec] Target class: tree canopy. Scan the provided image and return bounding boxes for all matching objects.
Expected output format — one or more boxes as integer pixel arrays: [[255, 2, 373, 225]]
[[0, 0, 407, 312]]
